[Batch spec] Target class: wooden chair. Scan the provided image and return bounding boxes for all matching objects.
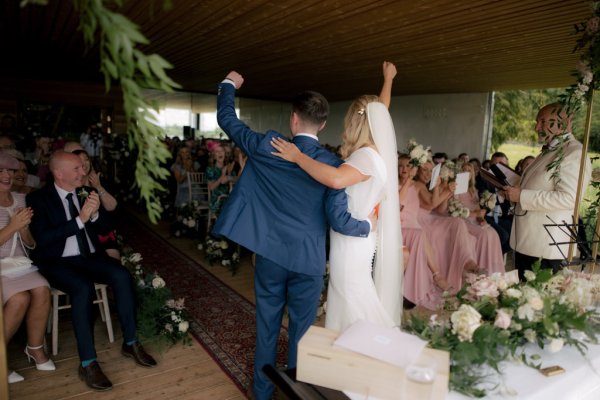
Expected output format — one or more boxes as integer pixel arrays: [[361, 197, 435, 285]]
[[48, 283, 114, 356]]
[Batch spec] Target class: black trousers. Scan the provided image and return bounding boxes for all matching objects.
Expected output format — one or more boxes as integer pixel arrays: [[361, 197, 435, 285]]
[[37, 254, 136, 361], [514, 251, 563, 281]]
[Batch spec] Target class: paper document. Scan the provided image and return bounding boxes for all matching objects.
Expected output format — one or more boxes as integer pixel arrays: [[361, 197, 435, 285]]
[[454, 172, 470, 195], [334, 320, 427, 368], [495, 163, 521, 186], [428, 163, 441, 190]]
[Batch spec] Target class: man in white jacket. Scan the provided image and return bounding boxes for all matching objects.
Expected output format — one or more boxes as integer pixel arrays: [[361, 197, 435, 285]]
[[503, 103, 591, 279]]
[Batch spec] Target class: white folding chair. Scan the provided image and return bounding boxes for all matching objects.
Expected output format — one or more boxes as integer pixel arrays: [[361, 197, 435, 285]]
[[48, 283, 114, 356]]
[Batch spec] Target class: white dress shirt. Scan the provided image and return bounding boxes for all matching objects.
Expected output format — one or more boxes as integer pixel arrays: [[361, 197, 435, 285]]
[[55, 184, 96, 257]]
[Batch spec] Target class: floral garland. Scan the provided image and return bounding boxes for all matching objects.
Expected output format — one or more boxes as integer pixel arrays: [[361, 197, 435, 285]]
[[406, 139, 431, 167], [405, 264, 600, 397], [541, 133, 572, 185], [121, 250, 192, 349]]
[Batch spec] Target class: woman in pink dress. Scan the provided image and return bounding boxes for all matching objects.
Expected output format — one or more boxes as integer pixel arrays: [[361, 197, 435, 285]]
[[413, 161, 478, 293], [399, 155, 445, 309], [449, 163, 505, 275]]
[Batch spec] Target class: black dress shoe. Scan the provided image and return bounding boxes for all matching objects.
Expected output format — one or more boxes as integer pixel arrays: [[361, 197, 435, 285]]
[[78, 361, 113, 391], [122, 342, 157, 368]]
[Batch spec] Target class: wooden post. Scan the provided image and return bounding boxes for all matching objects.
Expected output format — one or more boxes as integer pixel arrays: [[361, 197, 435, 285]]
[[0, 283, 9, 399], [568, 89, 594, 263]]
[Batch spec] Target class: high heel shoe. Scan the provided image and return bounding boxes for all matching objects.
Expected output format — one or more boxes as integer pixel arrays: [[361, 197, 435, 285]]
[[24, 344, 56, 371]]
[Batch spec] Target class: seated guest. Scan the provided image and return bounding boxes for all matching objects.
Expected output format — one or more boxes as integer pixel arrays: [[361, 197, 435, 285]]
[[73, 149, 120, 259], [398, 154, 446, 309], [443, 163, 505, 275], [515, 155, 535, 175], [206, 144, 235, 219], [432, 152, 447, 165], [414, 160, 478, 292], [171, 147, 197, 208], [0, 152, 54, 383], [27, 151, 156, 392], [11, 158, 35, 194], [457, 152, 469, 163]]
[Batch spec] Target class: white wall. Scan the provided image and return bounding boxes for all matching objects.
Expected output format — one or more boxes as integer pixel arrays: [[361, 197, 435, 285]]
[[320, 92, 493, 160]]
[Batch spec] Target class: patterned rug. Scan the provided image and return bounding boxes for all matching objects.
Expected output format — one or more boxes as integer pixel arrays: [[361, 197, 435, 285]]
[[118, 215, 288, 395]]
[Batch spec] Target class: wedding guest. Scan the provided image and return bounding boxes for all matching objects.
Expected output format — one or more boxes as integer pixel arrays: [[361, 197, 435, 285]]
[[458, 152, 469, 163], [445, 163, 505, 275], [171, 147, 197, 208], [489, 151, 513, 254], [503, 103, 591, 278], [63, 141, 84, 153], [414, 160, 478, 292], [27, 151, 157, 391], [73, 149, 119, 259], [398, 154, 446, 309], [0, 152, 54, 383], [215, 70, 371, 400], [11, 158, 35, 194], [206, 144, 234, 218], [432, 152, 447, 165], [28, 135, 52, 186], [515, 155, 535, 175]]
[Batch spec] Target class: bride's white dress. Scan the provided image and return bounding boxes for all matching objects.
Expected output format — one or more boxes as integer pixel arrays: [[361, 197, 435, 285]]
[[325, 147, 396, 332]]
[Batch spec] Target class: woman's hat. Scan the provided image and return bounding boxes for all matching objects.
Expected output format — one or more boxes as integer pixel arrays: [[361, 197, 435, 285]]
[[0, 152, 19, 170]]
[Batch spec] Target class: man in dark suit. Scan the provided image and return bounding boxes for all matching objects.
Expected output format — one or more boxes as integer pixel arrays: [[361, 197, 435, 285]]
[[27, 151, 156, 391], [214, 71, 372, 400]]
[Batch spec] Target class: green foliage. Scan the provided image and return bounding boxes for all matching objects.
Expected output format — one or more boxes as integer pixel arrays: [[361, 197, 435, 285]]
[[72, 0, 180, 223]]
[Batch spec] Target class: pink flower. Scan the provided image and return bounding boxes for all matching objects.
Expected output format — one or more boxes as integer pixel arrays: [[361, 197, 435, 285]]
[[469, 277, 499, 299], [494, 309, 512, 329]]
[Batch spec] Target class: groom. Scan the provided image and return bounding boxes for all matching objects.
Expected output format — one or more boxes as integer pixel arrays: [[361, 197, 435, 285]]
[[214, 71, 372, 400]]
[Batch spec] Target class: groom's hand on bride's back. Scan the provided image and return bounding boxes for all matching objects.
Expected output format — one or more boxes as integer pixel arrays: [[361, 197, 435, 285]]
[[368, 209, 378, 232]]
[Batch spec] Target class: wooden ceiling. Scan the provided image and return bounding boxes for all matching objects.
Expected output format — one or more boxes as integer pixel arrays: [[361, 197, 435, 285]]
[[0, 0, 590, 101]]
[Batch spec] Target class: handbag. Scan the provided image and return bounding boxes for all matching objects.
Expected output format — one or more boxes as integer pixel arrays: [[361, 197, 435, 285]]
[[0, 230, 35, 278]]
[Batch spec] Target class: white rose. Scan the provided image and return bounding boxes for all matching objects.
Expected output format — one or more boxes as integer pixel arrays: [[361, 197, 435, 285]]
[[528, 296, 544, 311], [187, 219, 196, 228], [165, 323, 173, 333], [524, 270, 536, 282], [505, 288, 522, 298], [548, 338, 564, 353], [137, 279, 145, 287], [197, 243, 203, 250], [524, 329, 537, 343], [494, 309, 512, 329], [504, 270, 520, 286], [220, 241, 229, 250], [517, 303, 535, 322], [222, 260, 231, 266], [152, 277, 166, 288], [130, 253, 143, 263], [451, 304, 482, 342], [470, 278, 499, 298], [178, 321, 189, 333]]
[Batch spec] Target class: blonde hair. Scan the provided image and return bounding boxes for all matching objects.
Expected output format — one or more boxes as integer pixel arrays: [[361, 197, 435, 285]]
[[339, 95, 379, 159]]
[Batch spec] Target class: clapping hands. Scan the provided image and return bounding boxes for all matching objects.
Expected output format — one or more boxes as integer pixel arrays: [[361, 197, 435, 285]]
[[80, 192, 100, 223], [11, 207, 34, 231]]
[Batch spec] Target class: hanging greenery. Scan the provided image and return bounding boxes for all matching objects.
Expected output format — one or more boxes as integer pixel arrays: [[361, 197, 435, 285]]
[[21, 0, 179, 223]]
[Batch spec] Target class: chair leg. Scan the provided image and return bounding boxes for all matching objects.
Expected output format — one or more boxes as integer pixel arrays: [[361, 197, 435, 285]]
[[52, 292, 59, 356], [96, 287, 106, 322], [99, 286, 114, 343]]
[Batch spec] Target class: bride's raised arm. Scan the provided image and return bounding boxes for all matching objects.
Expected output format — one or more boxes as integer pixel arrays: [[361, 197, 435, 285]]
[[270, 61, 397, 189]]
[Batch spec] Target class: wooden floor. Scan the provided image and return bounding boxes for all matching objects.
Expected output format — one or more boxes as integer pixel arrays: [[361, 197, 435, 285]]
[[7, 213, 256, 400]]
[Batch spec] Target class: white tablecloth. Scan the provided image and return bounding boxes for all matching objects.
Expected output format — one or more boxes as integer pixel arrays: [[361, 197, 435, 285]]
[[448, 341, 600, 400]]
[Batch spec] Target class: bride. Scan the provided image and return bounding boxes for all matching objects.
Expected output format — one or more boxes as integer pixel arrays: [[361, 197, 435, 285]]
[[271, 61, 402, 331]]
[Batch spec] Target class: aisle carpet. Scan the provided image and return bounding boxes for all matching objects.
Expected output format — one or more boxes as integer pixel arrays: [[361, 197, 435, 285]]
[[118, 216, 289, 395]]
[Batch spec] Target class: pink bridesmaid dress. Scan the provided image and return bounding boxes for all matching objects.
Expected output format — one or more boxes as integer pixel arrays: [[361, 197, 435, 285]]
[[417, 206, 476, 294], [401, 184, 442, 309], [457, 192, 505, 275]]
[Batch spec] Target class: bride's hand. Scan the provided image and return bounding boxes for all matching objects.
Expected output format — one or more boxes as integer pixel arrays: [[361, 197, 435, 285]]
[[270, 137, 301, 162]]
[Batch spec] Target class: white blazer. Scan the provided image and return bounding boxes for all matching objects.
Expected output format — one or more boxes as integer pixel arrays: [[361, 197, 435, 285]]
[[510, 134, 591, 260]]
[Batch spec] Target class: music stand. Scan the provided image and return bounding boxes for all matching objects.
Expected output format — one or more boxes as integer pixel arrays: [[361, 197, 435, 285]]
[[543, 216, 600, 271]]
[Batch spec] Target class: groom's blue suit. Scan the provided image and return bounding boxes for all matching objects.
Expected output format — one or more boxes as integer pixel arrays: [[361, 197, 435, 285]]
[[214, 82, 369, 399]]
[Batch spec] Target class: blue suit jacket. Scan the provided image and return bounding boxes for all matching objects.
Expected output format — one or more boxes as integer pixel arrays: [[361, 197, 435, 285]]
[[213, 82, 369, 276]]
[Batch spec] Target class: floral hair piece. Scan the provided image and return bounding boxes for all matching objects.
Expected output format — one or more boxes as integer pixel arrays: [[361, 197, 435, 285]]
[[206, 140, 220, 152]]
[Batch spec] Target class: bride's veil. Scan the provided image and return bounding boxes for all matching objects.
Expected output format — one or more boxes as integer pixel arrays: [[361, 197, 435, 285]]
[[367, 102, 403, 326]]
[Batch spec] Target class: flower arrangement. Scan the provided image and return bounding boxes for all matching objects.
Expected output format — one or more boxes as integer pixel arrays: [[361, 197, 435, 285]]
[[200, 236, 240, 275], [479, 190, 497, 211], [439, 160, 456, 182], [405, 264, 600, 397], [406, 139, 431, 167], [448, 197, 470, 218], [121, 250, 192, 349], [560, 0, 600, 112], [172, 201, 202, 238]]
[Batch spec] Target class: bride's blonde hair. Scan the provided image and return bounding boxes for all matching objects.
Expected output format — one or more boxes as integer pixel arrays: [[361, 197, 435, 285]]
[[339, 95, 379, 159]]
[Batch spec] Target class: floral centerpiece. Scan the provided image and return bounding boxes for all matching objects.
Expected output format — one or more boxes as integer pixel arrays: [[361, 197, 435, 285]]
[[406, 139, 431, 167], [404, 264, 600, 397], [121, 250, 192, 349], [200, 236, 240, 275]]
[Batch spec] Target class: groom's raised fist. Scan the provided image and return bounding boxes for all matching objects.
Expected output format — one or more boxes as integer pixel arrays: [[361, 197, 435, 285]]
[[225, 71, 244, 89]]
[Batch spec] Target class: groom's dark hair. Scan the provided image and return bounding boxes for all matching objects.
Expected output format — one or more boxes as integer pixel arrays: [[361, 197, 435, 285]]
[[292, 91, 329, 127]]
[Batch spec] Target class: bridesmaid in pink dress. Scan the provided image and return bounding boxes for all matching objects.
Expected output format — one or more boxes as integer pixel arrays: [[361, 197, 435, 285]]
[[447, 163, 505, 275], [399, 155, 445, 309], [414, 161, 478, 293]]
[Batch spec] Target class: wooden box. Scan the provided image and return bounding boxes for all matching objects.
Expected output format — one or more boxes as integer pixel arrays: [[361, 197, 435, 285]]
[[297, 326, 449, 399]]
